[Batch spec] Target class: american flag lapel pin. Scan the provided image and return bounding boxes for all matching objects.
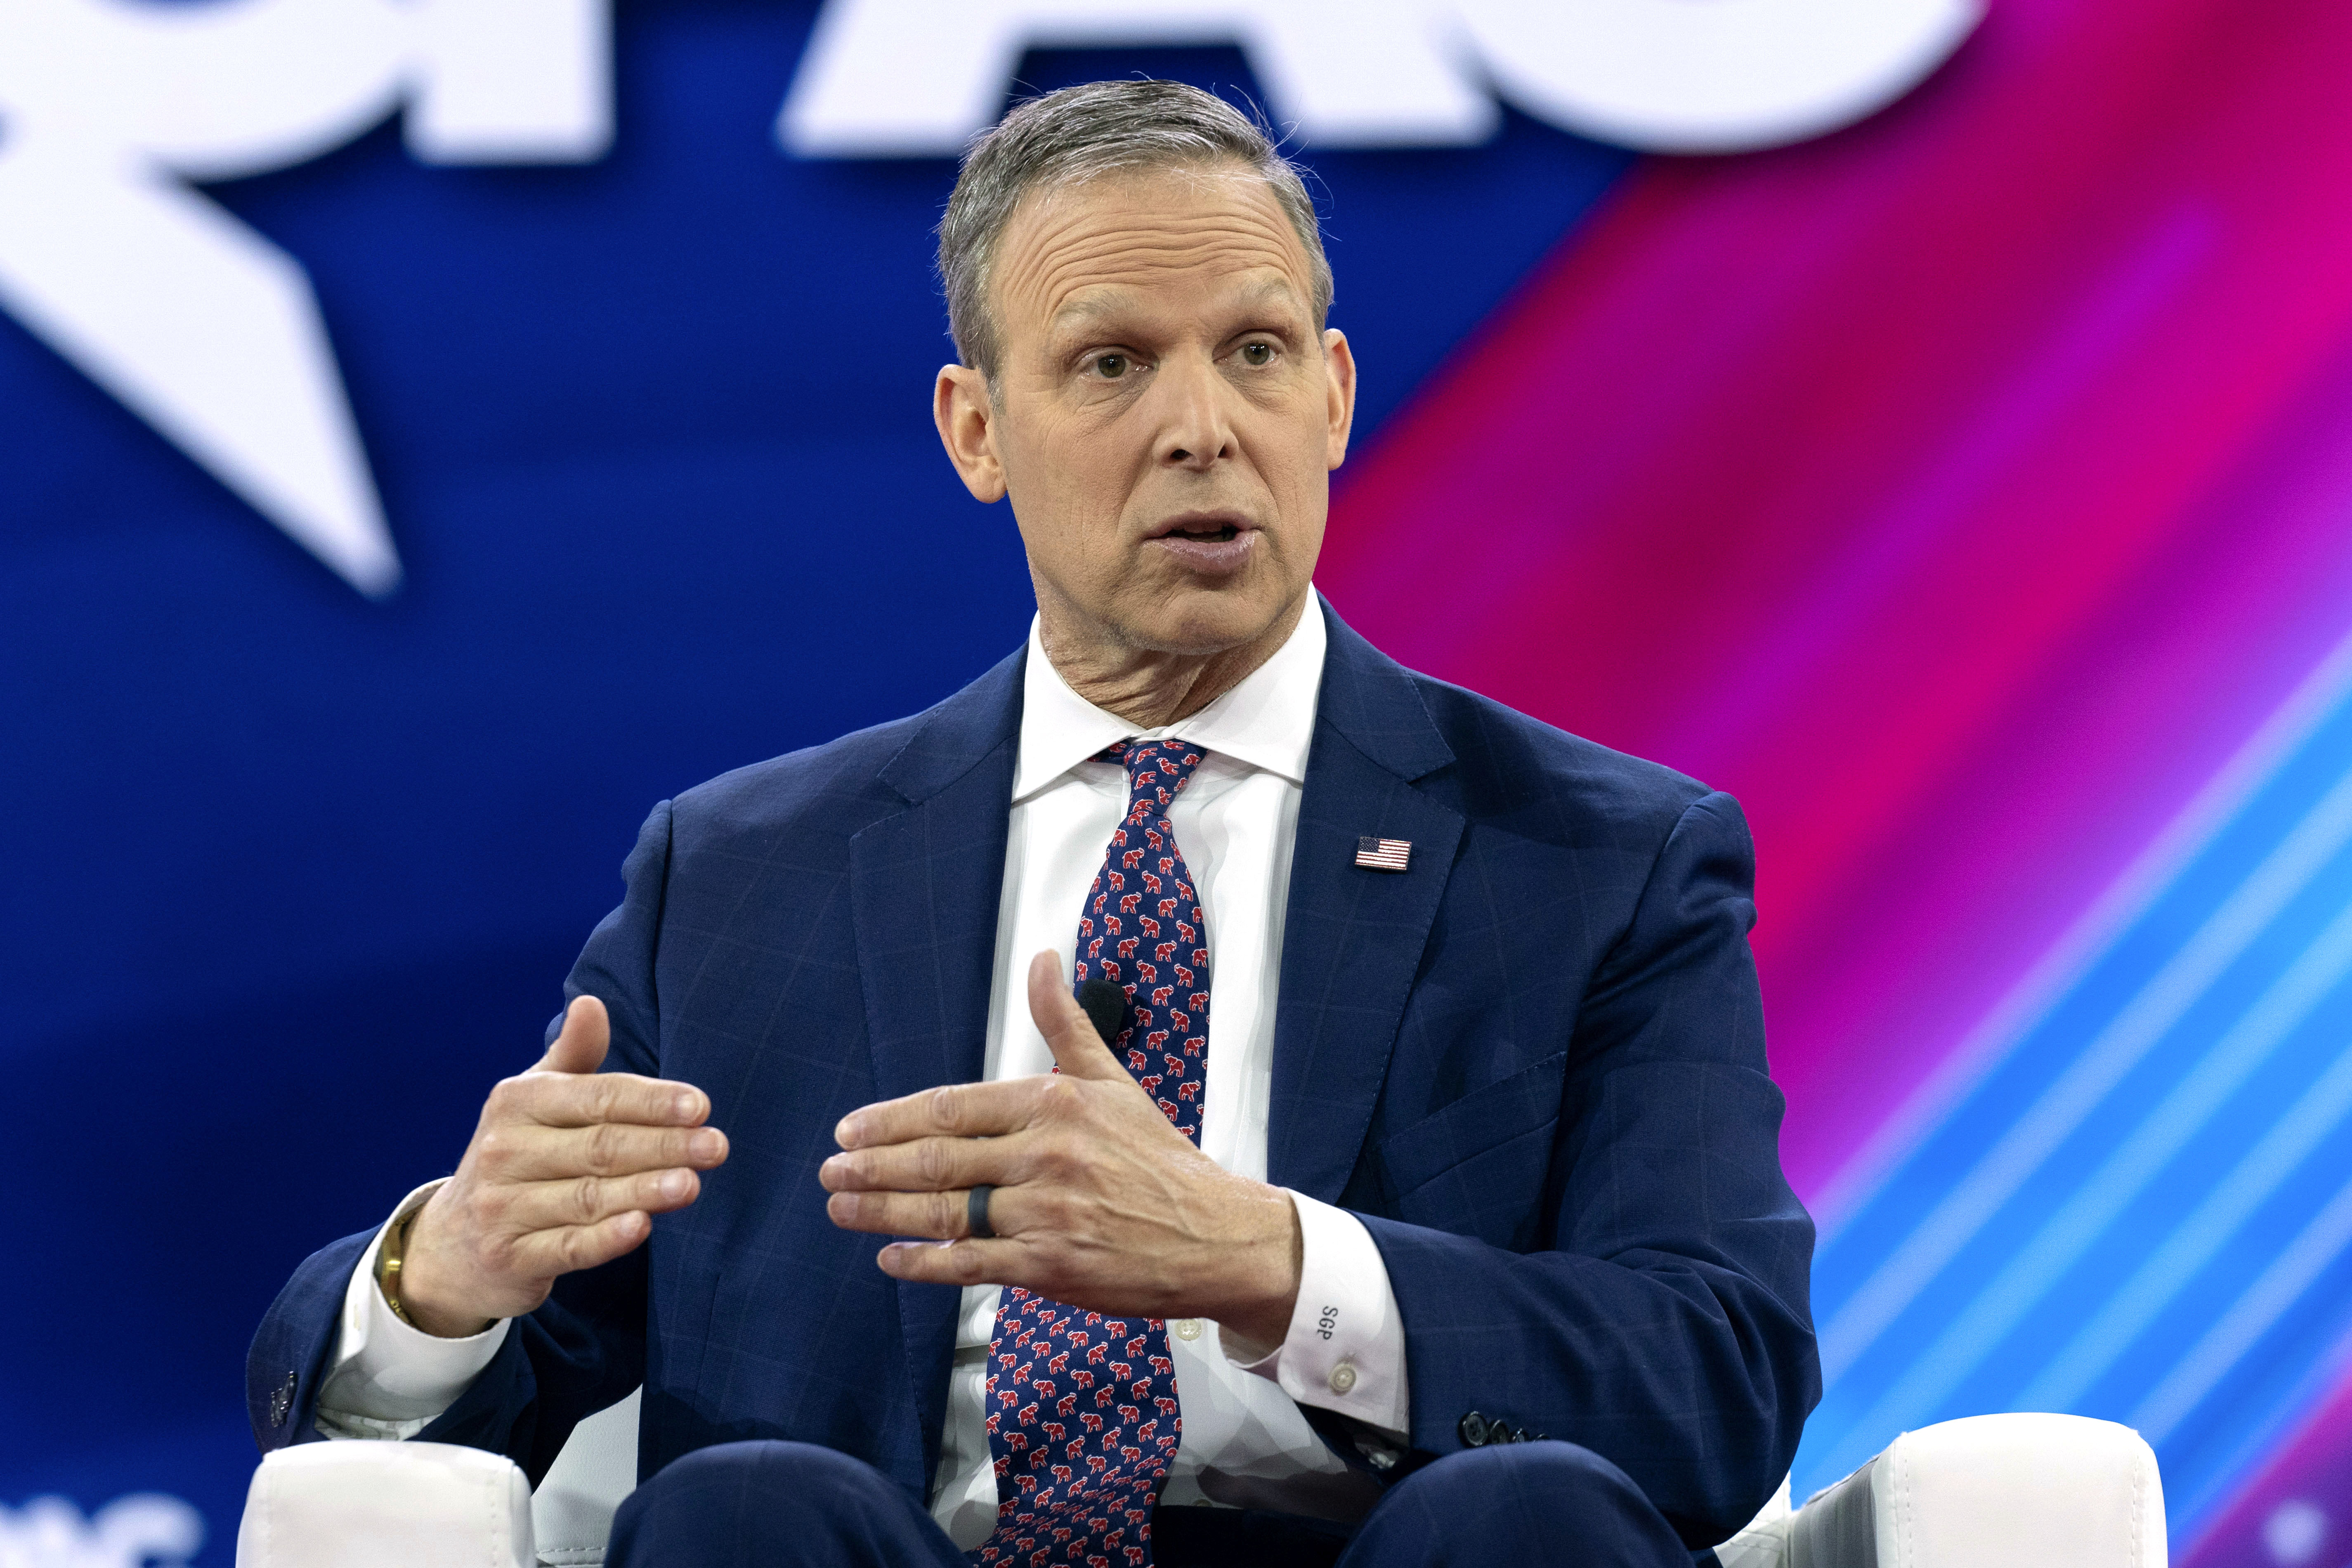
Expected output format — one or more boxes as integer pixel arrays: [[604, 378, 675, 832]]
[[1354, 836, 1411, 872]]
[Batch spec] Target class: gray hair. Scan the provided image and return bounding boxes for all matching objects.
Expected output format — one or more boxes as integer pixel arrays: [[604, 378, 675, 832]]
[[937, 79, 1334, 379]]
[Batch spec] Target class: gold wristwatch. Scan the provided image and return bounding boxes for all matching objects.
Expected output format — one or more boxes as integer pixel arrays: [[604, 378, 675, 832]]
[[374, 1202, 422, 1327]]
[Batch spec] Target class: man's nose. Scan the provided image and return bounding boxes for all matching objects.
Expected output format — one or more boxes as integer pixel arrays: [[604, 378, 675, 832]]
[[1152, 355, 1235, 471]]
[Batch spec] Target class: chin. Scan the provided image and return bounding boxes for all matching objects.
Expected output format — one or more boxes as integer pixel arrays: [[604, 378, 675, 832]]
[[1125, 579, 1296, 656]]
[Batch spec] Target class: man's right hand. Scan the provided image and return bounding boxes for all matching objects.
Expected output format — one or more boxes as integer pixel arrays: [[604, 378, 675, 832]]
[[396, 995, 730, 1338]]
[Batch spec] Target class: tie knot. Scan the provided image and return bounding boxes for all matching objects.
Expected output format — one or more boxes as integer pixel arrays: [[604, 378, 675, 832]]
[[1103, 739, 1204, 809]]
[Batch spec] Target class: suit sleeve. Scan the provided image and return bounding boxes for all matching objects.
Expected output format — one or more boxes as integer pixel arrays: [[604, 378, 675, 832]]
[[245, 802, 676, 1480], [1348, 792, 1818, 1548]]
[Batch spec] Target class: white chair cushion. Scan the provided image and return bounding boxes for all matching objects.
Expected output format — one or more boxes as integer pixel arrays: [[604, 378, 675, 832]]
[[235, 1439, 534, 1568], [1715, 1413, 2166, 1568], [1873, 1413, 2164, 1568]]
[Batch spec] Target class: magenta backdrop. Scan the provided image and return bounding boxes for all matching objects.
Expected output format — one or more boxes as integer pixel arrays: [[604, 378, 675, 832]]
[[1318, 0, 2352, 1556]]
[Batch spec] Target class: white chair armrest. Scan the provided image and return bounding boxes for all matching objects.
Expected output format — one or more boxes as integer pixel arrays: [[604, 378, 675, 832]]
[[1714, 1414, 2165, 1568], [235, 1440, 533, 1568]]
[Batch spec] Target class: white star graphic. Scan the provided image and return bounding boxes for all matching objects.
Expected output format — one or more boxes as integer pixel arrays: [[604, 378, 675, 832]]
[[0, 0, 610, 595]]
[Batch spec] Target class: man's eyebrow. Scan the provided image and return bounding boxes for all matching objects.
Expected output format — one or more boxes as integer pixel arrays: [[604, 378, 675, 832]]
[[1229, 275, 1301, 311], [1049, 290, 1141, 332]]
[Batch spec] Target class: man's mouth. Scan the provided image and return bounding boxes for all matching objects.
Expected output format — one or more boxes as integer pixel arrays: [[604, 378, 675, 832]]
[[1145, 513, 1259, 574], [1147, 512, 1254, 542]]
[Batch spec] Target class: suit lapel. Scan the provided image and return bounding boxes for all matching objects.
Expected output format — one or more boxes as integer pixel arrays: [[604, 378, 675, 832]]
[[850, 645, 1024, 1492], [1268, 604, 1463, 1202]]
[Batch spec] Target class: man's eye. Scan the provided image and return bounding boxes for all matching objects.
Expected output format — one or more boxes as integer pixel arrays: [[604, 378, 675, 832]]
[[1093, 354, 1129, 379], [1240, 342, 1275, 367]]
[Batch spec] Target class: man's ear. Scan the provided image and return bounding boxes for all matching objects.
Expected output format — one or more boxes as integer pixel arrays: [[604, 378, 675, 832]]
[[935, 364, 1008, 503], [1321, 328, 1358, 471]]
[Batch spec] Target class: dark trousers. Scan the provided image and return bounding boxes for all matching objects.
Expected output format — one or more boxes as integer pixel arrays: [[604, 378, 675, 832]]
[[605, 1438, 1699, 1568]]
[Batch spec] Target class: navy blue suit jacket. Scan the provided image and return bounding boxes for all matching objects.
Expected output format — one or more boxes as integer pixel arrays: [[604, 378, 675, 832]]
[[249, 602, 1818, 1549]]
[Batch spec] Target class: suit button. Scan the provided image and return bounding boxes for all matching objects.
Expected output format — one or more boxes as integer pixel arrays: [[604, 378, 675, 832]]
[[1458, 1411, 1490, 1448], [1328, 1362, 1358, 1395], [1172, 1319, 1203, 1341]]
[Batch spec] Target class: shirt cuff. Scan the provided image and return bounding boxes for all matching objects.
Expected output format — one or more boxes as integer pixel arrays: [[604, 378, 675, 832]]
[[315, 1180, 510, 1435], [1221, 1191, 1408, 1438]]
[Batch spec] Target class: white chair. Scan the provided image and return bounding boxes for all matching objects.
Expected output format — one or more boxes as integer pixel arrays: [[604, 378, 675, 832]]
[[1712, 1414, 2166, 1568], [234, 1436, 534, 1568], [237, 1403, 2165, 1568]]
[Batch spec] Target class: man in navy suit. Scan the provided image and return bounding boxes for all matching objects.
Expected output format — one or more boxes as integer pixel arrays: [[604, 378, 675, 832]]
[[249, 80, 1816, 1568]]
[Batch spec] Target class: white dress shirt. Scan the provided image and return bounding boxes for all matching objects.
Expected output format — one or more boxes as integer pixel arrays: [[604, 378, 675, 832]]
[[318, 596, 1408, 1546]]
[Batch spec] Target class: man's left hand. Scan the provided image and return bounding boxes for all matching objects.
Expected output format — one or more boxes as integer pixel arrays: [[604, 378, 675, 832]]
[[820, 949, 1302, 1348]]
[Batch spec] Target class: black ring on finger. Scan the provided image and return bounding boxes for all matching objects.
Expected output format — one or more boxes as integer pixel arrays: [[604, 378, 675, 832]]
[[967, 1184, 996, 1241]]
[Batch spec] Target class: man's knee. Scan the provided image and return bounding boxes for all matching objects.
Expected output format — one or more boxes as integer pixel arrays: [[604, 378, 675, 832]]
[[1346, 1443, 1687, 1567], [610, 1440, 943, 1568], [1412, 1440, 1647, 1508], [642, 1438, 901, 1504]]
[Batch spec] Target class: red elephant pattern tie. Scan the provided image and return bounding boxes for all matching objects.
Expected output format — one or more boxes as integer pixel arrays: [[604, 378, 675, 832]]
[[971, 740, 1210, 1568]]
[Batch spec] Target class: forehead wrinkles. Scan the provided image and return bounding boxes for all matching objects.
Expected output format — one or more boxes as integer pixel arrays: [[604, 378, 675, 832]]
[[999, 186, 1309, 331]]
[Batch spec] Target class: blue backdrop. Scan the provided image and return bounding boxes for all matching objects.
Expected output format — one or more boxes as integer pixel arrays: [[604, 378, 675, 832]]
[[0, 6, 1625, 1556]]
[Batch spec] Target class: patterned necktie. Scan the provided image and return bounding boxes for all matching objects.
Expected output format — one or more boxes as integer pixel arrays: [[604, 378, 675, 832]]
[[972, 739, 1210, 1568]]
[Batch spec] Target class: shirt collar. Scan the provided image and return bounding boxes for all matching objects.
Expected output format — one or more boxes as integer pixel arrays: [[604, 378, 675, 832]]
[[1013, 593, 1328, 801]]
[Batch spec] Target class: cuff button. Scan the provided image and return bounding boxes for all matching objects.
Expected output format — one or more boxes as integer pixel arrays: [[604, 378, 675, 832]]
[[1327, 1362, 1358, 1395], [1172, 1318, 1203, 1341], [1458, 1410, 1490, 1447]]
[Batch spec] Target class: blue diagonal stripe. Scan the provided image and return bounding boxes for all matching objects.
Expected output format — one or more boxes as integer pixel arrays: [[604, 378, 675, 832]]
[[1815, 894, 2352, 1480], [2016, 1027, 2352, 1413], [1796, 626, 2352, 1529], [1818, 767, 2352, 1385]]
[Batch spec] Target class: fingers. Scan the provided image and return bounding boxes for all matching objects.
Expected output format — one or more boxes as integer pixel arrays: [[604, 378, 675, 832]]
[[537, 995, 611, 1076], [876, 1237, 1015, 1287], [481, 1120, 728, 1183], [1027, 949, 1125, 1081], [827, 952, 1127, 1154], [818, 1132, 1004, 1196], [828, 1183, 1021, 1241], [506, 1208, 657, 1280], [834, 1077, 1040, 1150], [491, 1069, 711, 1131], [499, 1164, 706, 1237]]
